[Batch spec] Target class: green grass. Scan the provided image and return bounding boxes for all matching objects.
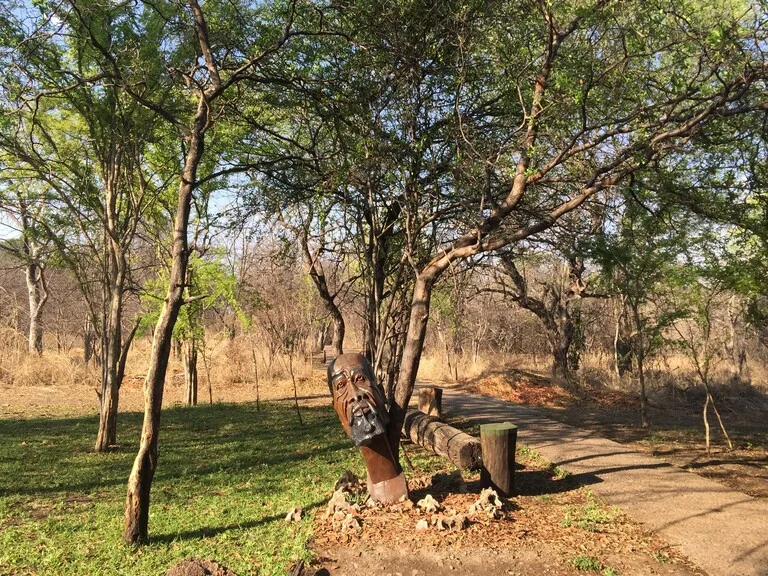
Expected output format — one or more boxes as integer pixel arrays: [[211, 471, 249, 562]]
[[0, 401, 371, 575], [560, 490, 618, 532], [571, 554, 603, 571]]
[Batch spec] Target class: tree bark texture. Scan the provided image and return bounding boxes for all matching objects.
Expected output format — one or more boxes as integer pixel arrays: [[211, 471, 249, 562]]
[[184, 340, 198, 406], [389, 275, 433, 460], [94, 173, 140, 452], [25, 261, 47, 355], [95, 256, 127, 452], [18, 196, 48, 356]]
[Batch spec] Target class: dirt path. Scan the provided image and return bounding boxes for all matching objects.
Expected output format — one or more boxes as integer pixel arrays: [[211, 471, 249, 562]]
[[439, 385, 768, 576]]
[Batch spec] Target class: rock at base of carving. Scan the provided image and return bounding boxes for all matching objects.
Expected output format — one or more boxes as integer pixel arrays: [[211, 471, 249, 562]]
[[435, 513, 468, 531], [326, 490, 348, 518], [416, 493, 441, 513], [340, 513, 361, 533], [334, 470, 362, 493], [366, 471, 408, 504], [468, 487, 503, 519], [166, 558, 237, 576], [415, 519, 429, 530]]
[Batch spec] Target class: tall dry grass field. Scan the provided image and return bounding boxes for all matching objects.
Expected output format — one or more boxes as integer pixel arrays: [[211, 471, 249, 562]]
[[0, 330, 330, 416]]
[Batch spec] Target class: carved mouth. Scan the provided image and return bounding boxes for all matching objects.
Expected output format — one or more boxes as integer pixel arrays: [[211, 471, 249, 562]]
[[349, 400, 386, 447]]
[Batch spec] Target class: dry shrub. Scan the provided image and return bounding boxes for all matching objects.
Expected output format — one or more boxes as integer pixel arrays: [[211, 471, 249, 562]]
[[8, 351, 88, 387], [0, 326, 24, 385]]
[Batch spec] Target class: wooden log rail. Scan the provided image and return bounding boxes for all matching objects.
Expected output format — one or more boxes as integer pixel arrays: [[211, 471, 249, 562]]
[[402, 409, 482, 470]]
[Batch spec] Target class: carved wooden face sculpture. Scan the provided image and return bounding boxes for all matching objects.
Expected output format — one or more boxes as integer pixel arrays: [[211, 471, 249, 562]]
[[328, 353, 389, 447]]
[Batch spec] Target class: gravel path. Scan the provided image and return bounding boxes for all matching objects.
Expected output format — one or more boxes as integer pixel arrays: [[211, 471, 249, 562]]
[[438, 386, 768, 576]]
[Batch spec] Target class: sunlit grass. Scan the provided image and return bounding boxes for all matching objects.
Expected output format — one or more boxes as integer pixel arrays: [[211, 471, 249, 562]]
[[0, 401, 365, 575]]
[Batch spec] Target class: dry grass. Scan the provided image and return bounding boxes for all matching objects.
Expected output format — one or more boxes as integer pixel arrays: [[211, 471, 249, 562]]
[[3, 327, 767, 416], [0, 331, 330, 418], [418, 347, 768, 407], [0, 328, 90, 388]]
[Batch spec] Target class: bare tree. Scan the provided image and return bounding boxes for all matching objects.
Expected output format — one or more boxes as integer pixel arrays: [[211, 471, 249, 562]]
[[0, 187, 50, 355]]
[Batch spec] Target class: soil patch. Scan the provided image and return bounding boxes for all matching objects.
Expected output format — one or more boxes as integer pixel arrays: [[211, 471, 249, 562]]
[[311, 458, 703, 576]]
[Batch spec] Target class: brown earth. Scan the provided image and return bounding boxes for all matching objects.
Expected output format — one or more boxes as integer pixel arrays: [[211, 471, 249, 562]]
[[310, 463, 704, 576]]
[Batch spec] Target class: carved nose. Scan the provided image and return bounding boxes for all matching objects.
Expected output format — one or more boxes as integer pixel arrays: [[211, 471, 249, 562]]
[[349, 382, 365, 402]]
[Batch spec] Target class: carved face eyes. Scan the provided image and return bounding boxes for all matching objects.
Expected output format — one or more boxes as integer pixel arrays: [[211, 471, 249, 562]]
[[333, 374, 347, 391], [332, 370, 367, 394]]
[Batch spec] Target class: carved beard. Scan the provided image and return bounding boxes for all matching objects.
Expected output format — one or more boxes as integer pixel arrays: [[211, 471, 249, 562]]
[[328, 354, 388, 447]]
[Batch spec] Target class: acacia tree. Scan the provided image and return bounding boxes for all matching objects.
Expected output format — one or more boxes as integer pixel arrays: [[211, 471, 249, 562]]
[[492, 252, 589, 385], [245, 0, 485, 394], [590, 193, 698, 425], [117, 0, 320, 544], [667, 269, 734, 453], [386, 0, 768, 460], [0, 0, 172, 450]]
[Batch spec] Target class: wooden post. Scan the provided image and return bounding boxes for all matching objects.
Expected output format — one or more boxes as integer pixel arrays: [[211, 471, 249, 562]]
[[480, 422, 517, 496], [418, 386, 443, 419]]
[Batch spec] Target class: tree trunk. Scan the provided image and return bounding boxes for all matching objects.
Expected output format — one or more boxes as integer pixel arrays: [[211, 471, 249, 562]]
[[331, 309, 345, 358], [172, 337, 182, 360], [95, 281, 125, 452], [123, 100, 205, 545], [389, 275, 433, 465], [313, 322, 328, 352], [95, 368, 120, 451], [200, 341, 213, 405], [25, 261, 47, 355], [613, 295, 633, 377], [631, 301, 649, 428], [84, 319, 97, 367], [184, 339, 198, 406], [551, 340, 570, 382], [550, 311, 576, 387], [726, 295, 750, 384]]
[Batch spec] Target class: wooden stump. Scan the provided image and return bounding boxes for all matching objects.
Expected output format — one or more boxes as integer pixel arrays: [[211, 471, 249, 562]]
[[480, 422, 517, 496], [418, 386, 443, 418], [402, 409, 482, 470]]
